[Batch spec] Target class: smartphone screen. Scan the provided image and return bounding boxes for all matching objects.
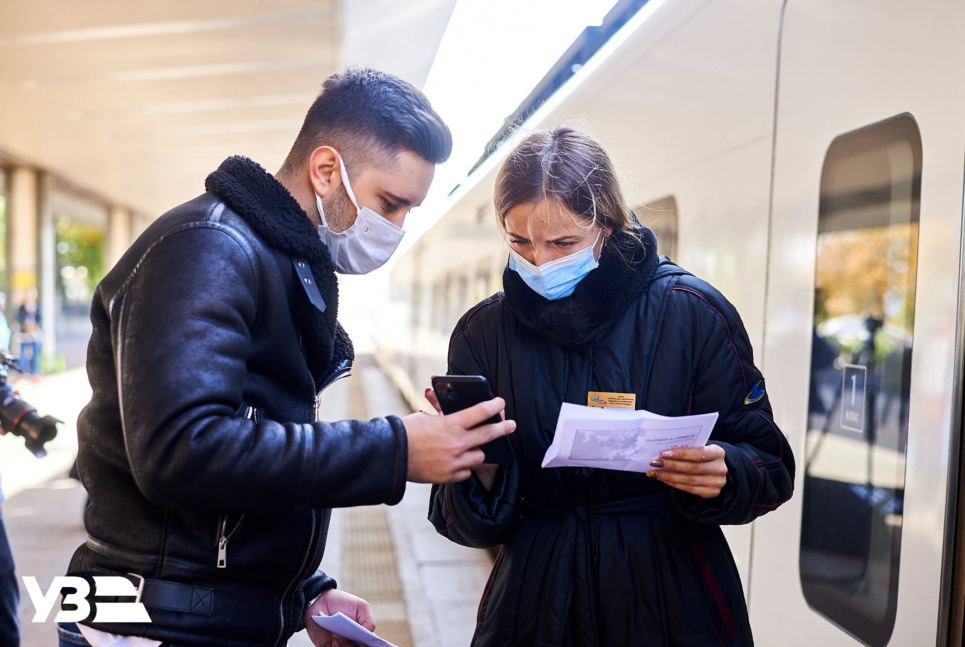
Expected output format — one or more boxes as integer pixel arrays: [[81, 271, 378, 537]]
[[431, 375, 513, 463]]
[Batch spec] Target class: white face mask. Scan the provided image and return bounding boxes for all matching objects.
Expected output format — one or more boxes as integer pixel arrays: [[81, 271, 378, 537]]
[[316, 152, 405, 275]]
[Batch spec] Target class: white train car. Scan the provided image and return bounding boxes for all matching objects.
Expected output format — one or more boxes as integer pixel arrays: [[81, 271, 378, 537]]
[[382, 1, 965, 644]]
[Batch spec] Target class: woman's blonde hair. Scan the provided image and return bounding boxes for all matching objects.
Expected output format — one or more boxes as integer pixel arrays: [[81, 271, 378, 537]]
[[493, 127, 640, 238]]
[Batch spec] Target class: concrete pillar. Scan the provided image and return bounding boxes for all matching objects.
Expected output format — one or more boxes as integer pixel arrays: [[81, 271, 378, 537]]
[[37, 172, 56, 362], [7, 167, 56, 367], [107, 205, 132, 270], [8, 167, 38, 302]]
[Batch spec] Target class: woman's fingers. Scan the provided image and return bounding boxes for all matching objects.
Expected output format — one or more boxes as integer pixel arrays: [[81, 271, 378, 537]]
[[647, 444, 728, 498]]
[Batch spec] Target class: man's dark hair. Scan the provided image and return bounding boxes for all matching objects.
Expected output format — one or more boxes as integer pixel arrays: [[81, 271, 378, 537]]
[[281, 68, 452, 176]]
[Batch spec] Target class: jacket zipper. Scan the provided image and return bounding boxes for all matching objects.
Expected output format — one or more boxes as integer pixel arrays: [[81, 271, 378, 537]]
[[275, 508, 318, 647], [297, 331, 320, 421], [216, 513, 245, 569], [317, 359, 352, 394], [215, 403, 260, 568], [274, 331, 325, 645], [311, 360, 351, 426]]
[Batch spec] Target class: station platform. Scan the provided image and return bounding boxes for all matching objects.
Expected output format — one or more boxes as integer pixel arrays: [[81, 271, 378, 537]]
[[1, 356, 492, 647]]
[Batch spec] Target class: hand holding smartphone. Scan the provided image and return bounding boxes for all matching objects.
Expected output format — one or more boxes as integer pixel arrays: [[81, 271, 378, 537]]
[[430, 375, 514, 464]]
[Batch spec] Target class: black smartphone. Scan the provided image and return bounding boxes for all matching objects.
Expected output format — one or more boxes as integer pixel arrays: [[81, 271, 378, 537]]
[[431, 375, 514, 464]]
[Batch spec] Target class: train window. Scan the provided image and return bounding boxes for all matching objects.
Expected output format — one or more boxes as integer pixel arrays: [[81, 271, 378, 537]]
[[799, 114, 921, 647], [634, 196, 677, 258]]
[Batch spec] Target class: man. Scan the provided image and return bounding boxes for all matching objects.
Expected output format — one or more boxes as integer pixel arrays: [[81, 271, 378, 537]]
[[61, 68, 515, 647], [1, 290, 21, 646], [0, 477, 17, 647], [0, 293, 12, 351]]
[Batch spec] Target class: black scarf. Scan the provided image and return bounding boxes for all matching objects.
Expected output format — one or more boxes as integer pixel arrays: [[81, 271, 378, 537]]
[[204, 156, 353, 380], [503, 228, 659, 350]]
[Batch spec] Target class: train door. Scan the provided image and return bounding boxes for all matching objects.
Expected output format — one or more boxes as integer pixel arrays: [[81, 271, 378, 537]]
[[749, 2, 965, 646]]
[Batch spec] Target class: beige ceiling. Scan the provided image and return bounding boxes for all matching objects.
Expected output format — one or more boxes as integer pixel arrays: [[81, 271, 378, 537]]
[[0, 0, 455, 220]]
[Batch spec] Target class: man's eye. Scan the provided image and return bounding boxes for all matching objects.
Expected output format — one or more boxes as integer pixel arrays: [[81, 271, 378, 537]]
[[509, 239, 529, 246], [383, 200, 401, 213]]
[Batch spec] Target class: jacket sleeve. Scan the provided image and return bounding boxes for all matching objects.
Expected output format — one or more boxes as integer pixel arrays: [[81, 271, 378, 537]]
[[664, 280, 795, 525], [112, 224, 407, 512], [427, 298, 521, 548], [301, 568, 337, 617]]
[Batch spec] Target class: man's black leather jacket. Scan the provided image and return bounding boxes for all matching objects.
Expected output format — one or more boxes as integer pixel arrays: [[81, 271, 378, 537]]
[[68, 157, 408, 647]]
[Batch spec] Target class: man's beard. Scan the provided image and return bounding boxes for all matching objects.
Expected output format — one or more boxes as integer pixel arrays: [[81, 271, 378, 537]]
[[322, 186, 356, 233]]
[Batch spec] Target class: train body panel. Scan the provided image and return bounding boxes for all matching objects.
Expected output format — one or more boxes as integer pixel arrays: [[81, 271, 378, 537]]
[[754, 1, 965, 645], [384, 0, 965, 644]]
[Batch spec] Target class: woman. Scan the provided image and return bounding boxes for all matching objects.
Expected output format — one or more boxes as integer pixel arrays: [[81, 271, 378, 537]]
[[427, 127, 794, 646]]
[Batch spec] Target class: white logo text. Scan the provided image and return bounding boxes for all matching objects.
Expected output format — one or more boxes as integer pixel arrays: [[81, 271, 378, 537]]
[[22, 576, 151, 623]]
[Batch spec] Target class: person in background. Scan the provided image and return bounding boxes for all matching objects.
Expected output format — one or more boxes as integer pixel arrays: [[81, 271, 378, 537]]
[[61, 68, 515, 647], [15, 287, 41, 376], [0, 293, 12, 352], [428, 127, 795, 646], [0, 292, 21, 646], [0, 473, 18, 647]]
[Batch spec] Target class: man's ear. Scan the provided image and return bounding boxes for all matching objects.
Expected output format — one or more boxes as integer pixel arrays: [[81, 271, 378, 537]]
[[308, 146, 342, 198]]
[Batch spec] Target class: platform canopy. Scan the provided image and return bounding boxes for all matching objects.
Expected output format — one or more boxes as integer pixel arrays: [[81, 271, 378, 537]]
[[0, 0, 456, 217]]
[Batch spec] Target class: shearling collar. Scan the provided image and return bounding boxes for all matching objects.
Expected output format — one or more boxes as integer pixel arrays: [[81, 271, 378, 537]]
[[205, 155, 353, 381], [503, 227, 659, 350]]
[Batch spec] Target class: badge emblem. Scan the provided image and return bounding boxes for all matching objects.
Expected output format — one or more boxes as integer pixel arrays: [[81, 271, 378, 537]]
[[744, 381, 766, 405]]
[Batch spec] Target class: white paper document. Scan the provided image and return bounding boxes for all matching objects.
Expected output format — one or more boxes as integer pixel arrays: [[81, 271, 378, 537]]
[[541, 403, 719, 473], [312, 612, 398, 647]]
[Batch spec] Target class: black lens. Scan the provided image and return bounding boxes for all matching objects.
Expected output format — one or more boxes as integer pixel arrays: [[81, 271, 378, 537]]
[[0, 387, 59, 458], [17, 413, 59, 458]]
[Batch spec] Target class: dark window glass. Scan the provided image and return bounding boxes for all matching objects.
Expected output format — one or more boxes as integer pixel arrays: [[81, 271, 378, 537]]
[[800, 114, 921, 647], [636, 196, 677, 258]]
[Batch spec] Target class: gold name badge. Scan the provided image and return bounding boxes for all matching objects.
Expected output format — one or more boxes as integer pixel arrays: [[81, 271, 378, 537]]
[[587, 391, 636, 409]]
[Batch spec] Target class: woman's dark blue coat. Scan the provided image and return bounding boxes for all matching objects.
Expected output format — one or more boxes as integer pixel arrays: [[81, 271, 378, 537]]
[[428, 229, 794, 646]]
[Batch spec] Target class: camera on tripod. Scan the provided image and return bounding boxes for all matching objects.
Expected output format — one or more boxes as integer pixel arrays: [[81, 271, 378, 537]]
[[0, 350, 59, 457]]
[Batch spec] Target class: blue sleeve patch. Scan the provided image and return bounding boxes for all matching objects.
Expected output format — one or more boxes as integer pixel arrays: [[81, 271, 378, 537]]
[[744, 380, 766, 406]]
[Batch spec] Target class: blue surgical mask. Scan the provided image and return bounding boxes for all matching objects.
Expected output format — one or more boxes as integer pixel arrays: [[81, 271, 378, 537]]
[[508, 231, 602, 300]]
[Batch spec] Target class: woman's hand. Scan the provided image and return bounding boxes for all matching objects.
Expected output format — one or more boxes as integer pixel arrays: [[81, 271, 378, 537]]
[[647, 444, 728, 498], [424, 386, 500, 490]]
